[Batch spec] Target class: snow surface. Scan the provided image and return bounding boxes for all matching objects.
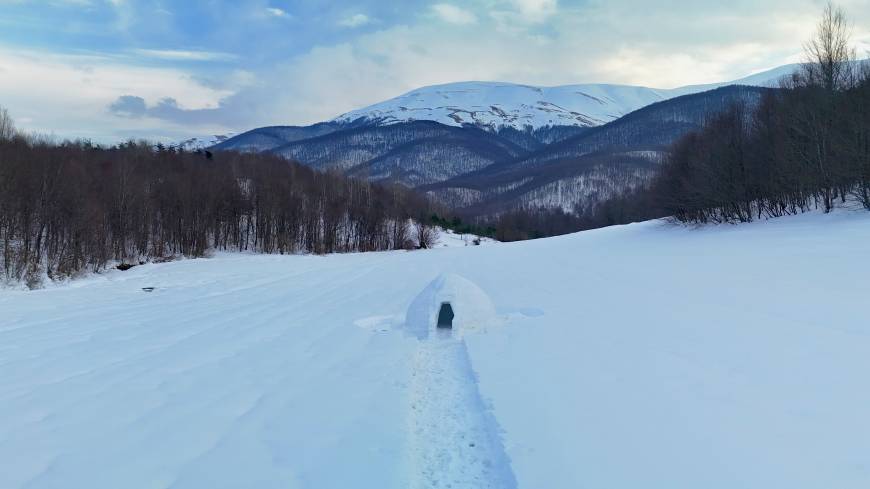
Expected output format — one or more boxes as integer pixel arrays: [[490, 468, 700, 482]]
[[434, 228, 497, 248], [2, 209, 870, 488], [334, 82, 671, 129], [332, 64, 797, 130], [171, 133, 234, 152]]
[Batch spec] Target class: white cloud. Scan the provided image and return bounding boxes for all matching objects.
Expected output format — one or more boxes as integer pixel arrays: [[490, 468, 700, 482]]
[[431, 3, 477, 25], [133, 49, 237, 62], [339, 13, 371, 27], [0, 47, 233, 142], [265, 7, 287, 17], [509, 0, 557, 19], [488, 0, 558, 30]]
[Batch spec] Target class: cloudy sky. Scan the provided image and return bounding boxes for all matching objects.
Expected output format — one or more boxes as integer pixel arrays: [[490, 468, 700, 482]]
[[1, 0, 869, 143]]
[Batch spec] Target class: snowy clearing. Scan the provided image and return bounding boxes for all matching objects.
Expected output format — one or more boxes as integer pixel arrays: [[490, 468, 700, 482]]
[[434, 228, 497, 248], [2, 210, 869, 488]]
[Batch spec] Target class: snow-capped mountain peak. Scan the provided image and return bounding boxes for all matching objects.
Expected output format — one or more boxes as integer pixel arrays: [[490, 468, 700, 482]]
[[332, 64, 798, 130], [333, 81, 670, 129]]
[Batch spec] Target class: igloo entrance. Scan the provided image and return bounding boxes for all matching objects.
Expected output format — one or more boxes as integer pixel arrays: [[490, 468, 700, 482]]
[[437, 302, 455, 328]]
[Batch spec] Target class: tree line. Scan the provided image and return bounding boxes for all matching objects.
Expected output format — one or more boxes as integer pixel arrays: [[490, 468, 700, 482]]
[[651, 3, 870, 223], [0, 130, 436, 286]]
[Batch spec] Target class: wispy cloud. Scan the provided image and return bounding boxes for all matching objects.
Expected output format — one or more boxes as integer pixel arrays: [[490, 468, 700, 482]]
[[265, 7, 287, 18], [133, 49, 237, 62], [339, 13, 371, 28], [510, 0, 558, 19], [431, 4, 477, 25]]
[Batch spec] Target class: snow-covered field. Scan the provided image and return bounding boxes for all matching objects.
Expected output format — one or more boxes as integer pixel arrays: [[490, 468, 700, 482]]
[[2, 210, 869, 488]]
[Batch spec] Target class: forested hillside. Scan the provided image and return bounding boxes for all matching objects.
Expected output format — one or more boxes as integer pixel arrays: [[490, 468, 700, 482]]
[[652, 5, 870, 223], [424, 85, 769, 216], [0, 131, 435, 286], [270, 121, 526, 186], [212, 121, 364, 153]]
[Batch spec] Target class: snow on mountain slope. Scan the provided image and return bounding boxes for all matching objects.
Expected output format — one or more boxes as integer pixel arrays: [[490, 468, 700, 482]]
[[334, 82, 671, 129], [667, 62, 800, 97], [332, 64, 798, 130], [172, 133, 234, 151], [2, 209, 869, 488]]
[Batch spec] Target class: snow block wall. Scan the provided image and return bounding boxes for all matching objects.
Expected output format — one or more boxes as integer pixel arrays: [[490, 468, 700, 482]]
[[404, 273, 498, 340]]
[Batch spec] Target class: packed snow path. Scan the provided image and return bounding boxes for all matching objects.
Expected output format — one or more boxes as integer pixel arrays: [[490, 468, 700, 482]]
[[409, 331, 517, 489]]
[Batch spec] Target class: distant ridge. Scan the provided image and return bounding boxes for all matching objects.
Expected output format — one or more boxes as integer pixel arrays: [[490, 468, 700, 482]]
[[330, 64, 797, 130]]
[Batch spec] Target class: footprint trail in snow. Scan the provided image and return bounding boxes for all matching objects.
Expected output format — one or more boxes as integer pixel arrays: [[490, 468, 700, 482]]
[[409, 331, 517, 489]]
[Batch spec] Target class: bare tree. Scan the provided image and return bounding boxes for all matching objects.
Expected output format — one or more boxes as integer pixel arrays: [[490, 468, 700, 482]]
[[790, 2, 857, 211], [0, 138, 436, 286], [802, 2, 856, 92], [415, 222, 439, 249], [0, 106, 15, 141]]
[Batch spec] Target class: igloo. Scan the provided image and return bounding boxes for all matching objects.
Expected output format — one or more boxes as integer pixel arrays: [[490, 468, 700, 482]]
[[404, 273, 498, 340]]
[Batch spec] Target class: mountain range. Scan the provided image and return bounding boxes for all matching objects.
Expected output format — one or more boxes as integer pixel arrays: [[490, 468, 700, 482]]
[[211, 63, 797, 216], [331, 64, 795, 130]]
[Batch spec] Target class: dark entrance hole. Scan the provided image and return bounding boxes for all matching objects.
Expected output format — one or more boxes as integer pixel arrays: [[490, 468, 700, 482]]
[[437, 302, 454, 329]]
